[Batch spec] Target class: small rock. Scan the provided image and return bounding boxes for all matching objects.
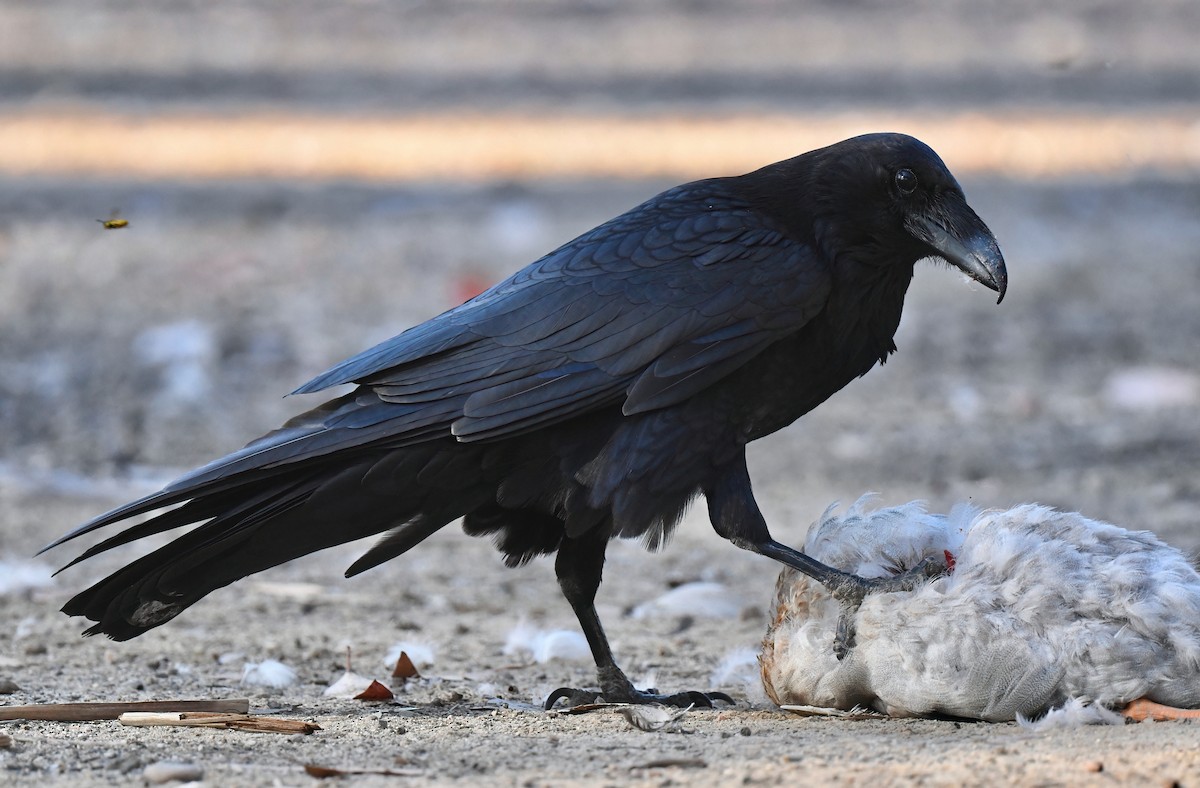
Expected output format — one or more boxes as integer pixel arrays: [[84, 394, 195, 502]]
[[0, 678, 20, 694], [1082, 761, 1103, 773], [0, 732, 13, 748], [106, 753, 142, 773], [142, 761, 204, 784]]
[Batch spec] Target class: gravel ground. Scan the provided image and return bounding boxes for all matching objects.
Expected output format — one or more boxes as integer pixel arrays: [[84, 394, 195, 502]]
[[2, 2, 1199, 786]]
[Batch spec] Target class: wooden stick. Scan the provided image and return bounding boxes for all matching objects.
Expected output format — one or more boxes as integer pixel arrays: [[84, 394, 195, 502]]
[[0, 699, 250, 722], [120, 711, 320, 734]]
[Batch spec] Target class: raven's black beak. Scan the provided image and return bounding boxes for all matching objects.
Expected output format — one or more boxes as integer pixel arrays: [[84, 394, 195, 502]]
[[906, 196, 1007, 304]]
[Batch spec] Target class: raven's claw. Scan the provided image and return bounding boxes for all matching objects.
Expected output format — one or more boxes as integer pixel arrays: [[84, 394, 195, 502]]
[[831, 555, 949, 660], [544, 685, 734, 710]]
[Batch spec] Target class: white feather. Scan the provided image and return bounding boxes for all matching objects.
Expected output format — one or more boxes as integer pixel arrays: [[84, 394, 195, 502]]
[[240, 659, 298, 689], [1017, 698, 1125, 731], [383, 640, 437, 668], [503, 621, 591, 664], [323, 670, 375, 698], [630, 581, 745, 619], [0, 559, 54, 595]]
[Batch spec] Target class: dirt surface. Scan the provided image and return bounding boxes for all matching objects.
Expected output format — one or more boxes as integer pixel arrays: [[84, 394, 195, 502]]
[[1, 2, 1199, 786]]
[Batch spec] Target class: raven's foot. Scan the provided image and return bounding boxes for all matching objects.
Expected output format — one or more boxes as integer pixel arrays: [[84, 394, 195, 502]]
[[544, 665, 735, 710], [829, 555, 950, 660]]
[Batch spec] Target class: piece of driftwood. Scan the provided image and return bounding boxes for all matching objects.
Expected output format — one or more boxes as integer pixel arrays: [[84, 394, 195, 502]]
[[0, 698, 250, 722], [119, 711, 320, 734]]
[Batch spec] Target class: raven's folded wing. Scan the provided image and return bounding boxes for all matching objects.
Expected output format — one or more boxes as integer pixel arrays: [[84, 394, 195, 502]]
[[298, 181, 832, 440]]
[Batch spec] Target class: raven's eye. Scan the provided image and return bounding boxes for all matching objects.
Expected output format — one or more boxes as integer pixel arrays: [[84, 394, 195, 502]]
[[895, 168, 918, 194]]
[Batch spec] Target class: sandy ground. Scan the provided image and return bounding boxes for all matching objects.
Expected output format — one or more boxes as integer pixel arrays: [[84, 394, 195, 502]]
[[2, 2, 1200, 786]]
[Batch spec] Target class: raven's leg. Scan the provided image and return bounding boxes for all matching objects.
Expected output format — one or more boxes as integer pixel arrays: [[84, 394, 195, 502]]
[[544, 526, 733, 709], [705, 454, 946, 659]]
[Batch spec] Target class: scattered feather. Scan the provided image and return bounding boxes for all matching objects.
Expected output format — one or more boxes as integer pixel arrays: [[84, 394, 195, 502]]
[[1018, 698, 1125, 731], [503, 621, 591, 664], [240, 659, 298, 689], [132, 320, 216, 403], [1104, 366, 1199, 411], [631, 582, 744, 620], [250, 581, 326, 602], [13, 616, 38, 640], [780, 704, 884, 720], [710, 648, 763, 705], [0, 559, 54, 596], [619, 703, 694, 733], [323, 671, 375, 699], [383, 640, 436, 669], [142, 761, 203, 784]]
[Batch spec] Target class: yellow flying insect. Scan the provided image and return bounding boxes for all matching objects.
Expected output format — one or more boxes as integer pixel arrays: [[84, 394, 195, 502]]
[[97, 211, 128, 230]]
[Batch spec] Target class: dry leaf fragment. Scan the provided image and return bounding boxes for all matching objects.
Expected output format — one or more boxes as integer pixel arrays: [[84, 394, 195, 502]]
[[392, 651, 420, 680], [354, 680, 395, 701]]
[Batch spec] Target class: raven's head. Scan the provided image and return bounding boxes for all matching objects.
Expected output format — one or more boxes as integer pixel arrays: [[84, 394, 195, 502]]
[[804, 133, 1008, 303]]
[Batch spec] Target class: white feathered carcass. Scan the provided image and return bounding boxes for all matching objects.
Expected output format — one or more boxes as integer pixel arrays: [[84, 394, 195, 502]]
[[760, 498, 1200, 722]]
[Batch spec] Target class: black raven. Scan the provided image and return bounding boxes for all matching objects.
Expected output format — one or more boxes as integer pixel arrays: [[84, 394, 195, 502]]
[[46, 133, 1006, 708]]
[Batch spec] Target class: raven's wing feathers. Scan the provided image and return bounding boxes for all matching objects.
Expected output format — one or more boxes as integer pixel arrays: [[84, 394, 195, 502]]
[[300, 182, 830, 438], [46, 182, 830, 553]]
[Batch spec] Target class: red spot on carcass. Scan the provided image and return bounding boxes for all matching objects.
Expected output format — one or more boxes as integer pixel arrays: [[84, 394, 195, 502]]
[[943, 549, 957, 572]]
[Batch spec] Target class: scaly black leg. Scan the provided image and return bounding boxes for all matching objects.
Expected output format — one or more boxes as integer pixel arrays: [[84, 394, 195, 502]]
[[544, 524, 734, 710], [705, 453, 947, 659]]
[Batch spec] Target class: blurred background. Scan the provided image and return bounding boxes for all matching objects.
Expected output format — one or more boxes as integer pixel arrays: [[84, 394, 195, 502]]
[[1, 0, 1198, 554]]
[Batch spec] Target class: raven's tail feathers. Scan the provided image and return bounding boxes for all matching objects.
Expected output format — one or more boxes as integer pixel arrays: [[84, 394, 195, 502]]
[[59, 450, 492, 640]]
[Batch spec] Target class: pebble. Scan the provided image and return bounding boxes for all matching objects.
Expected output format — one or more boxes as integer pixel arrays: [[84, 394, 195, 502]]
[[0, 732, 13, 748], [0, 678, 20, 694], [142, 761, 204, 784]]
